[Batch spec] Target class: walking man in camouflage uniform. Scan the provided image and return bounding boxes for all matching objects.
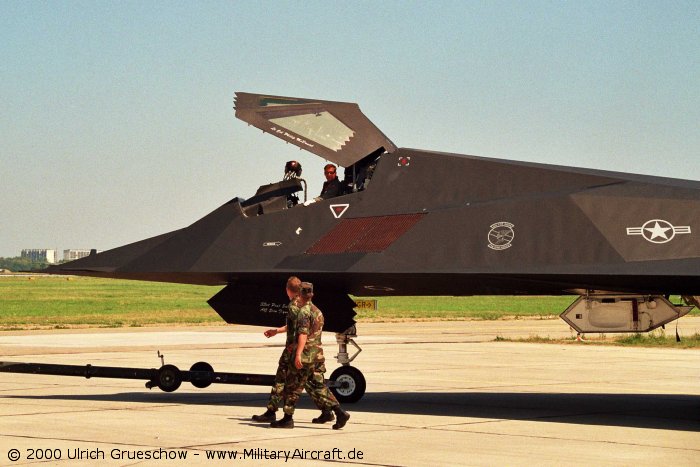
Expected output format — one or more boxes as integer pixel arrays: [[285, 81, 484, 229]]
[[251, 276, 301, 423], [252, 277, 343, 426], [271, 282, 350, 429]]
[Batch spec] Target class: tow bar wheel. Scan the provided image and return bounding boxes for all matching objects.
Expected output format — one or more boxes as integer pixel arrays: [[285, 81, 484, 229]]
[[329, 366, 366, 403], [156, 364, 182, 392], [189, 361, 215, 388]]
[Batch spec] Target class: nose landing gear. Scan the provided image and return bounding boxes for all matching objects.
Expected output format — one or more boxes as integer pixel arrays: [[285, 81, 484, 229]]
[[329, 325, 366, 403]]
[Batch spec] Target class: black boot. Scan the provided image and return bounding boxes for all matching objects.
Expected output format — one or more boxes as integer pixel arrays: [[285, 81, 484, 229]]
[[332, 407, 350, 430], [270, 413, 294, 428], [251, 409, 276, 423], [312, 410, 335, 424]]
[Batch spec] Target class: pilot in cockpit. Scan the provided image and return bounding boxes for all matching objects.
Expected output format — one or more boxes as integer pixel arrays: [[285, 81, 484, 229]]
[[303, 164, 343, 206]]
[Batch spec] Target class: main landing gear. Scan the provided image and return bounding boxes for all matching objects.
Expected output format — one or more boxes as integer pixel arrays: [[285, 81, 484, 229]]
[[328, 325, 366, 403]]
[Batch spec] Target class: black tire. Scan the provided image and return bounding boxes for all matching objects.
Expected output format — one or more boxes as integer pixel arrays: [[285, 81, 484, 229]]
[[156, 364, 182, 392], [189, 362, 214, 389], [329, 366, 366, 403]]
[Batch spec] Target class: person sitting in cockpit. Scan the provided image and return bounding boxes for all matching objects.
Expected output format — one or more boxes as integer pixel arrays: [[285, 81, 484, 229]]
[[303, 164, 343, 206]]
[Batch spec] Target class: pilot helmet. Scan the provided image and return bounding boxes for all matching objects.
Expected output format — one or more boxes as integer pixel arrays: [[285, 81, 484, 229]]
[[285, 160, 302, 177]]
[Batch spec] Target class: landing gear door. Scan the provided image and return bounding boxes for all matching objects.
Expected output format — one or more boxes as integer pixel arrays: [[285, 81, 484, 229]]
[[234, 92, 397, 167]]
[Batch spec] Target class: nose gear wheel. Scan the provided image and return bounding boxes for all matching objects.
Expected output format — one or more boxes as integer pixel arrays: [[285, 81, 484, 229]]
[[329, 365, 365, 403]]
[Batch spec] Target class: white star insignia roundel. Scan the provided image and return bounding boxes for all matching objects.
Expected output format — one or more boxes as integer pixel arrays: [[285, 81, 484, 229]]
[[626, 219, 691, 244]]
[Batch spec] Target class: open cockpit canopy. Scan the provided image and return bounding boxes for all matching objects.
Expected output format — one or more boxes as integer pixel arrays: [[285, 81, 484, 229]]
[[234, 92, 396, 167]]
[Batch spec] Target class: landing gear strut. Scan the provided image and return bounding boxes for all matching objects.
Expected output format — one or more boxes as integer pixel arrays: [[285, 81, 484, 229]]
[[329, 325, 366, 403]]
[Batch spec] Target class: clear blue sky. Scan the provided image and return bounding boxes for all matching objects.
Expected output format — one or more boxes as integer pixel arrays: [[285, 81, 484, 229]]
[[1, 1, 698, 258]]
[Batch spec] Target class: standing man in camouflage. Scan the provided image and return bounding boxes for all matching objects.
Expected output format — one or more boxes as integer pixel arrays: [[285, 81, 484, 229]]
[[271, 282, 350, 429]]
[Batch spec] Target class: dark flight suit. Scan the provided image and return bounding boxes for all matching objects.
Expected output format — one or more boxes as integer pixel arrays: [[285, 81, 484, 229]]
[[319, 177, 343, 200]]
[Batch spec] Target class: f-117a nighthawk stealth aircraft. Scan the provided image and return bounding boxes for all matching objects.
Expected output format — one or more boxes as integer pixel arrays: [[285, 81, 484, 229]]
[[30, 92, 700, 400]]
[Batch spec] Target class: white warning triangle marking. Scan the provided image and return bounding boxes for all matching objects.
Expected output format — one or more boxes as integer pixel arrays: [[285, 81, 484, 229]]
[[330, 203, 349, 218]]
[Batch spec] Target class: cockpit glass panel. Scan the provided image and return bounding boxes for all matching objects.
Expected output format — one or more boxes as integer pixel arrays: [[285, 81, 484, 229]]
[[269, 111, 355, 152]]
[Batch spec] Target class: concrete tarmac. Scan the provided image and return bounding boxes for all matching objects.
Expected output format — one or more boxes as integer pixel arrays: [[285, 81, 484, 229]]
[[0, 319, 699, 466]]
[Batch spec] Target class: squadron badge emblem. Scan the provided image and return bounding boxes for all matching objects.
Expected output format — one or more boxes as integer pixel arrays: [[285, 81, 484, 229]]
[[488, 222, 515, 250]]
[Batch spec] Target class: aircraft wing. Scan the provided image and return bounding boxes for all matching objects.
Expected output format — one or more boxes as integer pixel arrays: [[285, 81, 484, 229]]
[[234, 92, 396, 167]]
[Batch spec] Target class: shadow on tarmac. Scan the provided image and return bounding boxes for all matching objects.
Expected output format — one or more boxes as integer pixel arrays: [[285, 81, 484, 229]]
[[6, 390, 699, 432]]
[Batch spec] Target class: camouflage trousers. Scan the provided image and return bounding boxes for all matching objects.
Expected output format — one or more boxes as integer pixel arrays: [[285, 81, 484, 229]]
[[266, 353, 339, 413], [265, 352, 290, 412], [282, 361, 340, 415]]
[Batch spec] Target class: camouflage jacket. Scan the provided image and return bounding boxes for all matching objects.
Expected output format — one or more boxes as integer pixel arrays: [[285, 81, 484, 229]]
[[285, 300, 302, 349], [286, 300, 325, 365]]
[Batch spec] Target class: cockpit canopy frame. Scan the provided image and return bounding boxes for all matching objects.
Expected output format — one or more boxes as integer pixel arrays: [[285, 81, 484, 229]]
[[234, 92, 396, 168]]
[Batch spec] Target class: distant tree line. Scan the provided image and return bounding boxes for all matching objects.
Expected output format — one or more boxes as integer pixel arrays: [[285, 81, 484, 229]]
[[0, 256, 65, 272]]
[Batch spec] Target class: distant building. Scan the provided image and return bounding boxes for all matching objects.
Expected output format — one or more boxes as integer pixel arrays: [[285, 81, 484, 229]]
[[63, 249, 93, 261], [21, 249, 57, 264]]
